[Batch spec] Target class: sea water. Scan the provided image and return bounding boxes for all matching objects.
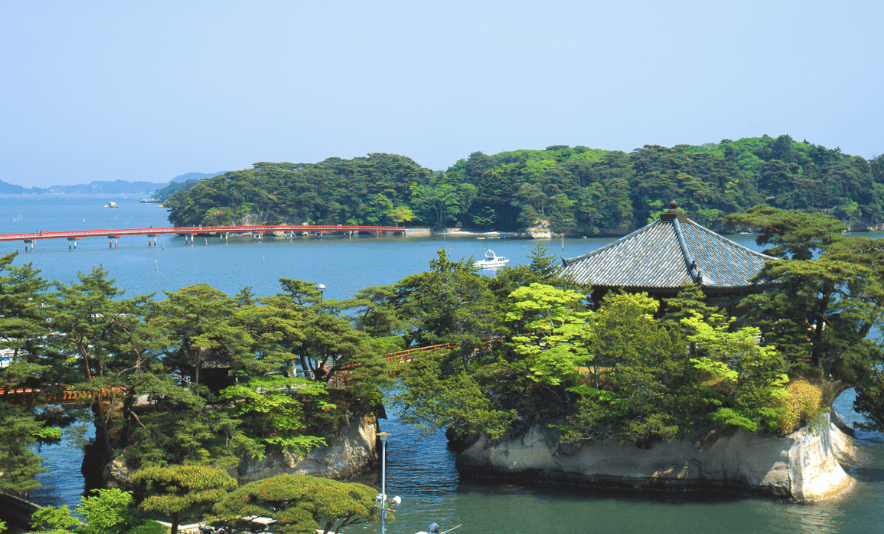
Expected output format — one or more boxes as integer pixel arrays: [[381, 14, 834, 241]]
[[2, 197, 883, 534]]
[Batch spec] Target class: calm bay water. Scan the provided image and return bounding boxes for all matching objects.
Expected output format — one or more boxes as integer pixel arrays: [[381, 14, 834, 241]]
[[2, 197, 883, 533]]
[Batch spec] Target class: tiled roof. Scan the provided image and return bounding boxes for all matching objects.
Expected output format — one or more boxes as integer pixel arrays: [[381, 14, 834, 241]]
[[558, 215, 779, 290]]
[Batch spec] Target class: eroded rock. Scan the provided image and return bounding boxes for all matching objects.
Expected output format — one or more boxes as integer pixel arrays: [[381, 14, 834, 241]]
[[456, 413, 854, 501]]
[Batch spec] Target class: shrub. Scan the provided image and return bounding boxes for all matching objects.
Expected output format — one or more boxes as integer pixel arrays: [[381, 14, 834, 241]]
[[776, 379, 824, 434]]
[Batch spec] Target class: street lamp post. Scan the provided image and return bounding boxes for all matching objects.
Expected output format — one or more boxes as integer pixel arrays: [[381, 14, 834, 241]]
[[375, 432, 399, 534], [378, 432, 390, 534], [317, 283, 326, 303]]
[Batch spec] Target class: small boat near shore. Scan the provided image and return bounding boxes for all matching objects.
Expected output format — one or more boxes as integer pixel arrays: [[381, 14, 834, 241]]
[[474, 248, 509, 269]]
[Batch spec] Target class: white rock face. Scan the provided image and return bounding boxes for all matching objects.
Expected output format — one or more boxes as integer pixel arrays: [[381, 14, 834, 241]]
[[456, 414, 854, 501], [235, 414, 379, 483], [103, 414, 379, 488]]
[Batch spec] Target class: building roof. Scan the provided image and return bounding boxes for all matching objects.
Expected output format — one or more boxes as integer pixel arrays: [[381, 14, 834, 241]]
[[558, 204, 779, 292]]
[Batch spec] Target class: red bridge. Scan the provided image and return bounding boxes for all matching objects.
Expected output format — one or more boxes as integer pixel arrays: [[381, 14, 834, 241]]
[[0, 224, 427, 249]]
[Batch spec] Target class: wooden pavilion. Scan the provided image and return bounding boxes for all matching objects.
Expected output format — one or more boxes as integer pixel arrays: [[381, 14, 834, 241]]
[[556, 202, 779, 315]]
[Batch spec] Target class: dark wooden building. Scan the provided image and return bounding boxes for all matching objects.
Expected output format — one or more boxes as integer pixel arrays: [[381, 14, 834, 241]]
[[557, 202, 779, 315]]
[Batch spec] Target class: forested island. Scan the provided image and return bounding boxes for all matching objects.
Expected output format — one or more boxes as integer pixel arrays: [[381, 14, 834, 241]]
[[164, 135, 884, 235]]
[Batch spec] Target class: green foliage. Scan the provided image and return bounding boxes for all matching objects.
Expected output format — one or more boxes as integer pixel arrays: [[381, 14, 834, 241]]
[[0, 252, 53, 384], [726, 207, 884, 430], [166, 154, 435, 227], [684, 314, 789, 433], [385, 248, 505, 356], [506, 283, 592, 386], [29, 505, 80, 534], [165, 139, 882, 235], [132, 464, 237, 534], [393, 349, 516, 440], [76, 488, 165, 534], [724, 204, 846, 260], [28, 490, 165, 534], [124, 383, 259, 466], [775, 380, 825, 434], [219, 375, 330, 456], [563, 292, 701, 446], [213, 474, 379, 534], [0, 402, 50, 496]]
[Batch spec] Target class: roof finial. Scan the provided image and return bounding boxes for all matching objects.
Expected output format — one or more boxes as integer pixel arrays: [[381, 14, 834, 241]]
[[660, 200, 687, 222]]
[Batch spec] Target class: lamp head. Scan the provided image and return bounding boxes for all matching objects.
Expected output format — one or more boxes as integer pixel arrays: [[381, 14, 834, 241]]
[[377, 432, 391, 443]]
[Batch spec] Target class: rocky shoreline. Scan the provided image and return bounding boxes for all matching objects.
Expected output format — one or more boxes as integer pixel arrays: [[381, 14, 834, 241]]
[[100, 414, 380, 490], [453, 413, 854, 502], [92, 410, 855, 503]]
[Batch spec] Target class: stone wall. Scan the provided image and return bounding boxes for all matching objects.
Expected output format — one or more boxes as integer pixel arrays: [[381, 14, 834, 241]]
[[456, 413, 854, 501]]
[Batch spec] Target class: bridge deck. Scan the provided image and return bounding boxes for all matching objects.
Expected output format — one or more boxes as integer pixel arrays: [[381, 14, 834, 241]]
[[0, 224, 420, 242]]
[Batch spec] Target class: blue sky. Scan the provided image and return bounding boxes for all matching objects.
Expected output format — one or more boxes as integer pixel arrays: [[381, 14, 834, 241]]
[[2, 0, 881, 188]]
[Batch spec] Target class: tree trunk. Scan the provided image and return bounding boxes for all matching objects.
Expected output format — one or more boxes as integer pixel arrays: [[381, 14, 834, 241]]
[[811, 284, 834, 368]]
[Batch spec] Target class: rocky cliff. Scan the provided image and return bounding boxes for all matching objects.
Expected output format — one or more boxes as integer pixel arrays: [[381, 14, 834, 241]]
[[103, 414, 379, 489], [455, 413, 854, 501]]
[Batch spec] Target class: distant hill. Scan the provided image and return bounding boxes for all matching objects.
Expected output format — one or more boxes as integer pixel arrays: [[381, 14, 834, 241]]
[[45, 180, 168, 196], [0, 171, 226, 197], [144, 171, 227, 202], [0, 179, 45, 194], [170, 171, 225, 183]]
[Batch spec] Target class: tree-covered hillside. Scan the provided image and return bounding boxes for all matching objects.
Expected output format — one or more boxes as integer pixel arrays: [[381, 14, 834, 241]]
[[165, 136, 884, 234]]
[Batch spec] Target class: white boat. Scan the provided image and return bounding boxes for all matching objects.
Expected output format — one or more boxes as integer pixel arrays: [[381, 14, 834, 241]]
[[474, 248, 509, 269], [108, 201, 118, 208]]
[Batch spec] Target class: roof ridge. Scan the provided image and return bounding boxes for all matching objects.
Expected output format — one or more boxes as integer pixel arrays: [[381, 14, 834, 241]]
[[672, 218, 701, 283]]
